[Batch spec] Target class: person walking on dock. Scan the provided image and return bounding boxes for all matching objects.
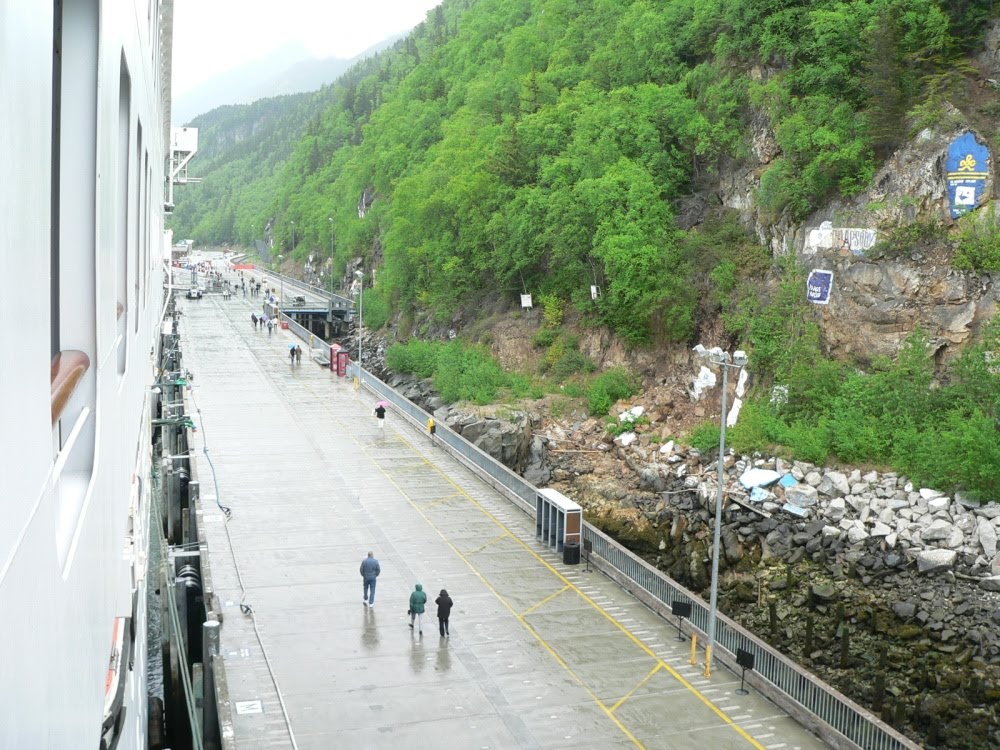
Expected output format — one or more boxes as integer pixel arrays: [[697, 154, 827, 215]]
[[251, 313, 258, 330], [360, 551, 381, 607], [408, 583, 427, 634], [436, 589, 453, 637], [374, 403, 387, 430]]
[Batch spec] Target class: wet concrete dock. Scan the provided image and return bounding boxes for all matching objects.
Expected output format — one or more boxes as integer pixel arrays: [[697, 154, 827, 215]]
[[178, 283, 829, 750]]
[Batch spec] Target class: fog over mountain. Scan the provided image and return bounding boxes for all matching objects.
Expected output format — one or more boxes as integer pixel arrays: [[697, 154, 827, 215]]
[[173, 35, 402, 124]]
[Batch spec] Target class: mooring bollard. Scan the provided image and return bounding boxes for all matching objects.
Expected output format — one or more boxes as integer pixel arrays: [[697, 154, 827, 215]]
[[690, 634, 698, 666]]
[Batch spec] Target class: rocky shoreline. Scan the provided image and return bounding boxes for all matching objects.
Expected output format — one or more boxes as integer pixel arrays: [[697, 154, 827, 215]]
[[370, 367, 999, 748], [551, 421, 1000, 750]]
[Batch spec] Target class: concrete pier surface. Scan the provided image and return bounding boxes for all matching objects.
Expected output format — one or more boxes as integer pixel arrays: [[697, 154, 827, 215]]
[[178, 286, 829, 750]]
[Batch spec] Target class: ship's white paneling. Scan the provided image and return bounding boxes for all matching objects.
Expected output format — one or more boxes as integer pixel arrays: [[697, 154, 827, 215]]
[[0, 0, 57, 570], [0, 0, 169, 746]]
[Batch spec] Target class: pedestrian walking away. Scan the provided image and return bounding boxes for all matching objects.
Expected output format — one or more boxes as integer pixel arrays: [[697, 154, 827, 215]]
[[289, 345, 296, 365], [436, 589, 453, 637], [427, 416, 436, 446], [374, 403, 387, 430], [267, 319, 273, 336], [251, 313, 258, 330], [295, 345, 303, 364], [360, 551, 381, 606], [408, 583, 427, 634]]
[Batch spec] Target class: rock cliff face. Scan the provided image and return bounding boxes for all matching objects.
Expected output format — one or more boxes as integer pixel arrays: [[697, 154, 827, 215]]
[[719, 106, 997, 364]]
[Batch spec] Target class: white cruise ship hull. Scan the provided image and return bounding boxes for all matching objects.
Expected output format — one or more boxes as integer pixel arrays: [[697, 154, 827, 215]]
[[0, 1, 173, 747]]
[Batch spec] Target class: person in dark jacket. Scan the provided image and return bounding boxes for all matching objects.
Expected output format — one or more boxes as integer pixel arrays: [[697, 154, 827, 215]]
[[359, 551, 380, 607], [408, 583, 427, 634], [435, 589, 453, 637]]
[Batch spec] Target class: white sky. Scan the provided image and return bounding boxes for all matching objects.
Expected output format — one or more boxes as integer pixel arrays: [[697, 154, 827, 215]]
[[171, 0, 443, 98]]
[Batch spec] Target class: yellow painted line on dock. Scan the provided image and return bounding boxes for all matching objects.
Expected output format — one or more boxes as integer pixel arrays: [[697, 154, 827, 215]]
[[465, 531, 512, 555], [610, 663, 662, 713], [304, 381, 765, 750], [520, 584, 571, 618], [421, 491, 464, 509]]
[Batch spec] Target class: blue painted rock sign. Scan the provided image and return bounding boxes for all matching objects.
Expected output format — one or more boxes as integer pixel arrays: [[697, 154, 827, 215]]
[[806, 269, 834, 305], [946, 132, 991, 218]]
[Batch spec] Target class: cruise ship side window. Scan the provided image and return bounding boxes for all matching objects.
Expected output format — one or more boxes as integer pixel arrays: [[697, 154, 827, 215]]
[[134, 121, 142, 332], [117, 59, 131, 375], [146, 161, 152, 304], [140, 153, 148, 310], [52, 0, 99, 570]]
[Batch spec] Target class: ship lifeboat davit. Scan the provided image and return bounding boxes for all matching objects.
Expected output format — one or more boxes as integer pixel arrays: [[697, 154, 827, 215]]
[[100, 617, 130, 750]]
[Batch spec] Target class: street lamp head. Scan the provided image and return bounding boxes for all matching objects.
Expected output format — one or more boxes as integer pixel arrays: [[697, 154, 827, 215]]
[[354, 270, 363, 279], [708, 346, 727, 364], [733, 350, 748, 367]]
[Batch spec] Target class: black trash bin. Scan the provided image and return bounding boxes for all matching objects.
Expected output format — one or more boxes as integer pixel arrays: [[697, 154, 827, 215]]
[[563, 541, 581, 565]]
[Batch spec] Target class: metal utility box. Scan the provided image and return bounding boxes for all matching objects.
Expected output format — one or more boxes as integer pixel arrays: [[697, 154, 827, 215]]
[[536, 488, 582, 557]]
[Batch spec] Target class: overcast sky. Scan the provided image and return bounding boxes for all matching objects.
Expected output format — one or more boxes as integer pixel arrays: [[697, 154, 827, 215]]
[[171, 0, 444, 98]]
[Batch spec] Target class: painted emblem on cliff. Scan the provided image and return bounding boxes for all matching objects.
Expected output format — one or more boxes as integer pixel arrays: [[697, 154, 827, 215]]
[[806, 269, 833, 305], [804, 221, 878, 256], [946, 132, 990, 219]]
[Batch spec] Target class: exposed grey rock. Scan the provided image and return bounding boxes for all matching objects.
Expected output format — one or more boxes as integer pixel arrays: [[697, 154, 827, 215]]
[[893, 601, 917, 619], [922, 519, 955, 542], [917, 549, 958, 574], [847, 526, 869, 544], [927, 496, 951, 513], [818, 471, 850, 497], [523, 436, 551, 485], [825, 497, 846, 522], [786, 484, 819, 508], [976, 503, 1000, 520], [812, 582, 837, 602], [979, 576, 1000, 592]]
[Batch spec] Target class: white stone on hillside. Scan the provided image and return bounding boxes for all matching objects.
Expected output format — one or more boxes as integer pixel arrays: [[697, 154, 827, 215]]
[[785, 484, 818, 508], [917, 549, 957, 573], [979, 517, 998, 558], [927, 496, 950, 513], [922, 519, 954, 542], [825, 497, 846, 522]]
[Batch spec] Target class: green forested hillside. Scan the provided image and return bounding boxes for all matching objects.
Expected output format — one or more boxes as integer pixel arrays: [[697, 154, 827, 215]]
[[170, 1, 1000, 497], [171, 0, 990, 343]]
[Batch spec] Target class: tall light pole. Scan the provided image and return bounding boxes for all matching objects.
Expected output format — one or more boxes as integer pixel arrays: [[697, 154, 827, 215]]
[[328, 217, 335, 297], [276, 253, 284, 311], [354, 270, 363, 376], [693, 344, 748, 678]]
